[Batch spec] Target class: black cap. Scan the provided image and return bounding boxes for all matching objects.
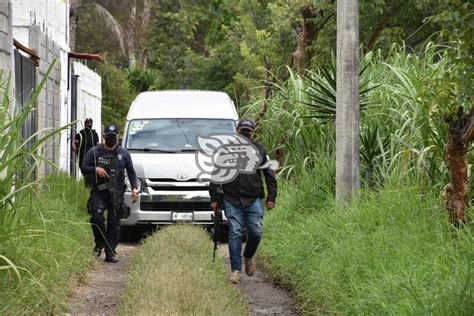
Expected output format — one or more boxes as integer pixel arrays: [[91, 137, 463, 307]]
[[104, 124, 119, 135], [237, 119, 255, 132]]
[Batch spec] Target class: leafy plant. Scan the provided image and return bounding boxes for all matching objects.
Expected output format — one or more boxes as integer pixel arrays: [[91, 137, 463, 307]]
[[1, 62, 72, 281], [0, 65, 93, 313], [299, 54, 379, 123], [360, 125, 391, 186], [126, 68, 160, 93]]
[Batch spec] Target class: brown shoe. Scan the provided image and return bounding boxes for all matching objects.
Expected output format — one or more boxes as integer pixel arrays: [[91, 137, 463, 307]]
[[229, 270, 241, 284], [244, 256, 256, 276]]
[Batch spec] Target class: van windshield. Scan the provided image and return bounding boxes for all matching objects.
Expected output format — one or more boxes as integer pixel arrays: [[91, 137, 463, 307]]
[[125, 118, 236, 152]]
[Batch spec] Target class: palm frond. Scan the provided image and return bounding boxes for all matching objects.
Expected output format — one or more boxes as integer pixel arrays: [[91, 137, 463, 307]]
[[92, 3, 126, 54], [301, 54, 378, 123]]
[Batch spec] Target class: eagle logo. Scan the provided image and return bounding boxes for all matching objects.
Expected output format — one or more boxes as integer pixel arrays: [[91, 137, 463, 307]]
[[195, 134, 279, 184]]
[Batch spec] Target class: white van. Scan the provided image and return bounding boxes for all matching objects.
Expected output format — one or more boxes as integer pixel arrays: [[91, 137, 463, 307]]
[[120, 90, 238, 233]]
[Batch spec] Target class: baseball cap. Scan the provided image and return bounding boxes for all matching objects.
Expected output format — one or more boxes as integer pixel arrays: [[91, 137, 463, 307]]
[[104, 124, 119, 135], [237, 119, 255, 132]]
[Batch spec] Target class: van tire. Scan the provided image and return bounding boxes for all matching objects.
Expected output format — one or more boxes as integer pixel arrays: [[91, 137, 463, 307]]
[[120, 226, 139, 242]]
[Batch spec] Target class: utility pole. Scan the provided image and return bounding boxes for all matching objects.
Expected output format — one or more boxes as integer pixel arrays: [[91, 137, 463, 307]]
[[336, 0, 360, 204]]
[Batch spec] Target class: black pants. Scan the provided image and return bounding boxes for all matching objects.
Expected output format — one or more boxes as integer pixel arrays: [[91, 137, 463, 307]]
[[89, 190, 121, 256]]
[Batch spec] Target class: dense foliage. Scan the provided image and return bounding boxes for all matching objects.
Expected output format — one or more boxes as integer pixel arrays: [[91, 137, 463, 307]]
[[0, 71, 93, 313], [71, 1, 473, 313], [75, 0, 471, 114], [261, 173, 473, 315]]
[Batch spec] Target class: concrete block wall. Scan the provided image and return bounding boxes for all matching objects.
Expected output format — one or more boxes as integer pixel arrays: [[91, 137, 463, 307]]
[[11, 0, 68, 50], [70, 61, 102, 178], [73, 61, 102, 136], [0, 0, 14, 104], [29, 24, 61, 176], [0, 0, 12, 72], [12, 0, 70, 175], [8, 0, 103, 177]]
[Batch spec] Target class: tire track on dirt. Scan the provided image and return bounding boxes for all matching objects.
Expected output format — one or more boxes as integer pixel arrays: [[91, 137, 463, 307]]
[[218, 244, 299, 315], [67, 243, 138, 315], [67, 240, 298, 315]]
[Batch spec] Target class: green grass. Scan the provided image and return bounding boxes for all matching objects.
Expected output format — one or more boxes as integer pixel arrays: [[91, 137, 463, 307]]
[[119, 225, 248, 315], [0, 174, 94, 314], [259, 173, 474, 315]]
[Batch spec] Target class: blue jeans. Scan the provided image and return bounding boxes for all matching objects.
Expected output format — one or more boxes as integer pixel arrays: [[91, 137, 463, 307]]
[[224, 198, 264, 272]]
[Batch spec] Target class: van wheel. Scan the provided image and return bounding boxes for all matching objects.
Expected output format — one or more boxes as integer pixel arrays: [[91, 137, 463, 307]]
[[120, 226, 139, 242]]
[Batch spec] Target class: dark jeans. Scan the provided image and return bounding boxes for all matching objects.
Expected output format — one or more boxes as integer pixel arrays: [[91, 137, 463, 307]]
[[89, 190, 121, 256], [223, 198, 264, 272]]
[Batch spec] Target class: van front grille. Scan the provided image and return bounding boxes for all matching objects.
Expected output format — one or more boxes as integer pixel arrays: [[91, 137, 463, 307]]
[[148, 178, 197, 182], [140, 202, 211, 212], [149, 186, 209, 191]]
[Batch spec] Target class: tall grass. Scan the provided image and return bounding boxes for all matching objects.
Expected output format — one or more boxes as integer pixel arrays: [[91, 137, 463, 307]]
[[245, 43, 473, 314], [245, 43, 469, 187], [0, 175, 93, 314], [260, 174, 473, 314], [0, 69, 94, 313], [120, 225, 248, 315]]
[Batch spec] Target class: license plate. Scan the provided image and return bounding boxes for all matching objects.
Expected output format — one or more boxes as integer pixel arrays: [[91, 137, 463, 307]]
[[172, 212, 193, 221]]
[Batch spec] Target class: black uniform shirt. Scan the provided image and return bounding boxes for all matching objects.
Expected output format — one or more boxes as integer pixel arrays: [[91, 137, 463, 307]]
[[209, 141, 278, 208], [81, 144, 138, 190], [75, 128, 99, 163]]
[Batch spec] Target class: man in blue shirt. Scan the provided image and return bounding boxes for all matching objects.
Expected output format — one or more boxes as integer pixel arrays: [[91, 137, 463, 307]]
[[82, 125, 138, 263]]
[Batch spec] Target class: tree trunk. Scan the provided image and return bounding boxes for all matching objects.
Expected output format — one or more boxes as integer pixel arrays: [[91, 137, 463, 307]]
[[336, 0, 360, 204], [443, 106, 474, 226], [127, 0, 137, 68], [254, 56, 273, 132], [292, 5, 317, 74], [69, 0, 83, 52], [364, 0, 408, 52], [292, 5, 335, 74]]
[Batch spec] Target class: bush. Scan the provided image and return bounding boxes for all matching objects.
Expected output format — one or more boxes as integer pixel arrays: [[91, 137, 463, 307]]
[[0, 174, 93, 314], [98, 62, 137, 130], [260, 174, 474, 315], [0, 65, 93, 313]]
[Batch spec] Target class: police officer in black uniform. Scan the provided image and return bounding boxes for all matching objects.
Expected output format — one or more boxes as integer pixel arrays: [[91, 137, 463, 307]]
[[81, 124, 139, 263], [73, 118, 99, 187]]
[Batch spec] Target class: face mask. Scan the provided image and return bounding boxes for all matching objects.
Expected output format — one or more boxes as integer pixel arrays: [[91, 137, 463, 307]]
[[85, 125, 92, 129], [105, 135, 117, 146], [238, 130, 252, 139]]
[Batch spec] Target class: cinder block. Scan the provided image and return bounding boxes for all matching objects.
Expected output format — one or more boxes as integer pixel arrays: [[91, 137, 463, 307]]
[[0, 0, 6, 13], [0, 13, 7, 34], [0, 31, 11, 52], [28, 25, 41, 52]]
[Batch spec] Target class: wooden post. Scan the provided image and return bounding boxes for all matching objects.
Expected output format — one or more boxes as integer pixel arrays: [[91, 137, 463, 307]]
[[336, 0, 360, 204]]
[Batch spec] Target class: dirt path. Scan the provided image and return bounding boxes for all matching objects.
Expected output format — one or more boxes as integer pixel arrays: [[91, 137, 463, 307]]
[[67, 243, 138, 315], [67, 240, 297, 315], [218, 245, 299, 315]]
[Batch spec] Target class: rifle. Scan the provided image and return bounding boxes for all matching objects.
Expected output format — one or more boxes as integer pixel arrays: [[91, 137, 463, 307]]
[[97, 147, 123, 218], [212, 209, 223, 262]]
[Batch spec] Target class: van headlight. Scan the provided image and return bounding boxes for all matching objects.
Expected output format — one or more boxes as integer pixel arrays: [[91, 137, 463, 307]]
[[125, 177, 143, 192]]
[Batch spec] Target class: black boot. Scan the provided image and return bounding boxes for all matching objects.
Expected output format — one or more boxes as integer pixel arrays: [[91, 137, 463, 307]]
[[92, 246, 102, 258], [104, 252, 118, 263]]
